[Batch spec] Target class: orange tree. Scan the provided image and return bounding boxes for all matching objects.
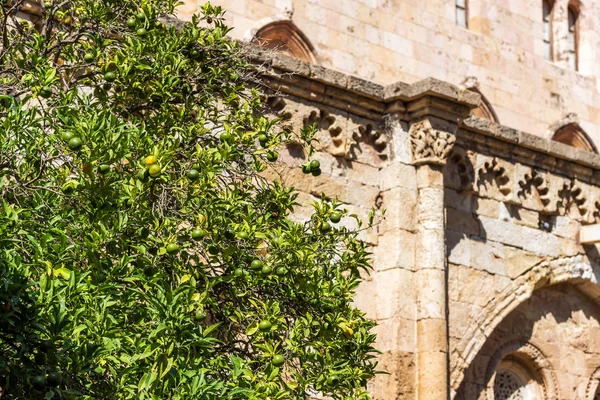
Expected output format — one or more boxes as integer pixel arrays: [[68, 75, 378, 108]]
[[0, 1, 379, 399]]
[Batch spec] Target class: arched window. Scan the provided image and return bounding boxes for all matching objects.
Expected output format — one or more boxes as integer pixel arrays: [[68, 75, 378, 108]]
[[542, 0, 553, 61], [252, 21, 317, 64], [456, 0, 468, 28], [552, 123, 596, 153], [469, 88, 500, 123], [567, 5, 579, 70], [492, 355, 544, 400]]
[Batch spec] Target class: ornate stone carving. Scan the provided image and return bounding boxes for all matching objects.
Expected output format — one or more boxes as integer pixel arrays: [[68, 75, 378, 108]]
[[345, 123, 388, 161], [410, 121, 456, 166], [446, 148, 474, 191], [303, 109, 339, 132], [302, 109, 388, 162], [556, 180, 587, 217], [494, 371, 524, 400], [266, 96, 292, 120], [477, 158, 511, 196], [518, 170, 550, 208]]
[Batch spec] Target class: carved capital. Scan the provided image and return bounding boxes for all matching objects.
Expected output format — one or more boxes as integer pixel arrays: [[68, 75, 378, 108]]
[[410, 121, 456, 166]]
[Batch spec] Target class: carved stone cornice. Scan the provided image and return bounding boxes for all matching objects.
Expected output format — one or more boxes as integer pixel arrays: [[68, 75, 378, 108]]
[[410, 120, 456, 167]]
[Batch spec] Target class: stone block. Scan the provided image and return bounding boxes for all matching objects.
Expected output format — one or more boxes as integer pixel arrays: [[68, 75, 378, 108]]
[[445, 189, 474, 213], [416, 268, 445, 319], [447, 208, 481, 236], [380, 187, 418, 232], [380, 162, 417, 191], [505, 247, 544, 279], [373, 229, 415, 271], [373, 268, 416, 320]]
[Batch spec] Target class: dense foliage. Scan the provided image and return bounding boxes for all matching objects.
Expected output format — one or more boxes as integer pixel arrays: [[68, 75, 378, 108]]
[[0, 1, 379, 398]]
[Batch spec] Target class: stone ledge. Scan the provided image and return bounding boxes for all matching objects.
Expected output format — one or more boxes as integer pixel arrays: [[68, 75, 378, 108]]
[[251, 45, 600, 172], [462, 116, 600, 170]]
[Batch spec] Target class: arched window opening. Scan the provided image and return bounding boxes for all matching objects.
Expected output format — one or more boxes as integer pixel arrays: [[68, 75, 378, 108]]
[[552, 123, 596, 153], [543, 0, 554, 61], [567, 6, 579, 70], [492, 355, 544, 400], [456, 0, 468, 28], [252, 21, 316, 64], [468, 87, 500, 123]]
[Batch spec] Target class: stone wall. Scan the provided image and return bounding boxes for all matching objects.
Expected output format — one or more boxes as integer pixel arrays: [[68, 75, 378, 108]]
[[242, 48, 600, 399], [179, 0, 600, 152]]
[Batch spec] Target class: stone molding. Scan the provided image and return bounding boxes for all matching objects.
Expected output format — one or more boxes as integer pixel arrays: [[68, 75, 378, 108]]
[[484, 341, 559, 400], [248, 46, 600, 175], [585, 367, 600, 400]]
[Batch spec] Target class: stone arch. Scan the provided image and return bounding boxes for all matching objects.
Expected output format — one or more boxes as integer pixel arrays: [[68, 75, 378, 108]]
[[469, 87, 499, 123], [485, 341, 558, 400], [586, 367, 600, 400], [552, 122, 597, 153], [248, 18, 317, 64], [450, 255, 600, 398], [461, 77, 499, 123]]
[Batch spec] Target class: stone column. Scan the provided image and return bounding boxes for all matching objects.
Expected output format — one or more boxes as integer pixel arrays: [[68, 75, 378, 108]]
[[410, 118, 456, 400]]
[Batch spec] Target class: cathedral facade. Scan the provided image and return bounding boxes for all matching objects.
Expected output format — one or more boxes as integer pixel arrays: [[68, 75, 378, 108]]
[[178, 1, 600, 399]]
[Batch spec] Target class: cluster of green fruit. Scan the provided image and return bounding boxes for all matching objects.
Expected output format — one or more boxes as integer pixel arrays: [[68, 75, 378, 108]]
[[59, 130, 83, 151], [29, 341, 61, 392], [257, 320, 285, 367], [258, 134, 279, 162], [302, 159, 322, 176], [319, 210, 342, 233], [127, 11, 151, 38], [244, 259, 287, 278]]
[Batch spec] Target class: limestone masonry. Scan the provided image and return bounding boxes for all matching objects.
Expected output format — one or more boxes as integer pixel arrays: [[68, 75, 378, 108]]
[[177, 1, 600, 399]]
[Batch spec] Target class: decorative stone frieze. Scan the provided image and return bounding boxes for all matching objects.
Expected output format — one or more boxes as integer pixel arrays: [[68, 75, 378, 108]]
[[518, 169, 551, 209], [445, 148, 475, 192], [556, 179, 588, 218], [477, 158, 512, 197]]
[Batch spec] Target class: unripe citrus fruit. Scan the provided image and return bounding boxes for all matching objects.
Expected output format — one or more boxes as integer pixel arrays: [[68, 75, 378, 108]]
[[148, 164, 161, 177], [83, 53, 94, 63], [46, 371, 61, 387], [261, 265, 272, 275], [127, 17, 137, 28], [166, 243, 180, 254], [98, 164, 110, 174], [136, 27, 147, 37], [329, 211, 342, 223], [31, 375, 45, 390], [258, 320, 271, 332], [39, 86, 52, 98], [104, 71, 116, 82], [272, 354, 285, 366], [320, 221, 331, 233], [266, 151, 279, 162], [191, 229, 206, 240], [310, 160, 320, 170], [311, 167, 322, 177], [68, 137, 83, 150], [220, 131, 232, 143], [187, 169, 200, 180], [250, 259, 263, 270]]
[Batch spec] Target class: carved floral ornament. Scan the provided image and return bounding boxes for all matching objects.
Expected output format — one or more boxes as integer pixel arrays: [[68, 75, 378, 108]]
[[265, 97, 389, 162], [410, 121, 456, 166]]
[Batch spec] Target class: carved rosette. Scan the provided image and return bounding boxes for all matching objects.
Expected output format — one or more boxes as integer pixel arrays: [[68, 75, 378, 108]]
[[410, 121, 456, 166]]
